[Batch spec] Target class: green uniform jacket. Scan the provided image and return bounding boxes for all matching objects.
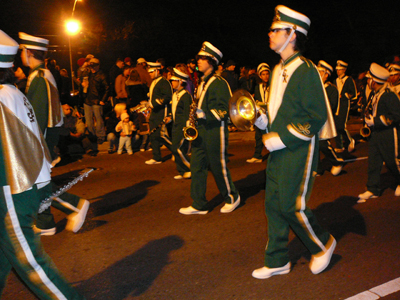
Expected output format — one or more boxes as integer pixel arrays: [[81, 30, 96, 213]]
[[197, 74, 231, 124], [268, 54, 327, 151], [149, 76, 172, 129], [335, 75, 357, 115], [325, 82, 339, 114], [372, 87, 400, 130], [172, 89, 192, 132]]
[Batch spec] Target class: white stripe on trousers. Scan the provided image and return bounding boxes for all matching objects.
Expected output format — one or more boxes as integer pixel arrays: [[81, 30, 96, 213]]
[[219, 121, 234, 204], [3, 185, 67, 300], [296, 137, 327, 252]]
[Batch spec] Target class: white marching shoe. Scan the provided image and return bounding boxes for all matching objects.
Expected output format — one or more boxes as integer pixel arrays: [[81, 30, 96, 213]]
[[330, 165, 343, 176], [357, 191, 378, 203], [309, 236, 336, 274], [66, 199, 90, 233], [179, 206, 208, 215], [252, 262, 291, 279], [246, 157, 262, 163], [395, 185, 400, 197], [220, 196, 240, 213]]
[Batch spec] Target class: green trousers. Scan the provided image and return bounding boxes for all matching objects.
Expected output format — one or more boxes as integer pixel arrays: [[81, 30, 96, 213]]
[[190, 120, 239, 210], [171, 128, 190, 175], [264, 137, 330, 268], [0, 183, 85, 299]]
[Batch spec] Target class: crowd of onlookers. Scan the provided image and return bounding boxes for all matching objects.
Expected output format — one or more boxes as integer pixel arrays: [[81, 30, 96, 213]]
[[13, 54, 271, 163], [12, 52, 400, 166]]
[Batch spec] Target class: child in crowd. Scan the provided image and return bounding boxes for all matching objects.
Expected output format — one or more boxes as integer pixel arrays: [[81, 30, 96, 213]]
[[116, 112, 135, 155], [105, 103, 127, 154]]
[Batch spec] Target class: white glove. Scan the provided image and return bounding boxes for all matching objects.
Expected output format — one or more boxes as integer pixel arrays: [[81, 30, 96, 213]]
[[196, 108, 206, 119], [262, 132, 286, 152], [254, 111, 268, 130], [365, 115, 374, 127]]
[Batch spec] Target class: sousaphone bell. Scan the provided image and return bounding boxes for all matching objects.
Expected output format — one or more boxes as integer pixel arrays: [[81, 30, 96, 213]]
[[229, 89, 260, 131]]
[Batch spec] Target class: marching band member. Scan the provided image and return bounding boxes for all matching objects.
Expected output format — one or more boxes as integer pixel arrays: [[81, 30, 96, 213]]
[[19, 32, 89, 235], [179, 42, 240, 215], [388, 64, 400, 95], [246, 63, 270, 164], [252, 6, 336, 279], [170, 68, 192, 179], [145, 62, 173, 165], [335, 60, 357, 153], [358, 63, 400, 202], [317, 60, 345, 176], [0, 30, 84, 300]]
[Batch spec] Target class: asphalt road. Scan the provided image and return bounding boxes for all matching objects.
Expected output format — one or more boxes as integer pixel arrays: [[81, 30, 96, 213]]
[[2, 122, 400, 300]]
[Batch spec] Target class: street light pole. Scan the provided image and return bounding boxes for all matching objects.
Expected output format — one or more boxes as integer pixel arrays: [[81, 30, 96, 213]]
[[66, 0, 81, 95]]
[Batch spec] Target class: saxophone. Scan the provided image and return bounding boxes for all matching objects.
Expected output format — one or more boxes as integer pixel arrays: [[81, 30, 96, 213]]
[[360, 95, 373, 138], [183, 100, 199, 141]]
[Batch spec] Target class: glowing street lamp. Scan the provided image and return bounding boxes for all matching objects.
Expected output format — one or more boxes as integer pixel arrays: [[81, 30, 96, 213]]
[[66, 20, 80, 35], [66, 0, 82, 95]]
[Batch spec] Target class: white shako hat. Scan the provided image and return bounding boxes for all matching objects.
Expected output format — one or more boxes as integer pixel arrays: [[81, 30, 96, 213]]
[[0, 30, 19, 68], [170, 68, 189, 82], [389, 64, 400, 75], [271, 5, 311, 36], [18, 32, 49, 51], [366, 63, 389, 84], [147, 62, 161, 73], [336, 60, 348, 70], [317, 60, 333, 76], [197, 41, 223, 64], [257, 63, 270, 76]]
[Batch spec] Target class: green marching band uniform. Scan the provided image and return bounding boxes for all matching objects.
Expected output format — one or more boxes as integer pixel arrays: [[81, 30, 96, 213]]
[[316, 60, 344, 175], [0, 30, 84, 299], [251, 63, 270, 161], [365, 64, 400, 196], [335, 60, 357, 151], [19, 32, 88, 234], [252, 6, 336, 279], [148, 62, 173, 162], [188, 42, 240, 212], [265, 52, 332, 267], [170, 68, 192, 176], [20, 32, 63, 162]]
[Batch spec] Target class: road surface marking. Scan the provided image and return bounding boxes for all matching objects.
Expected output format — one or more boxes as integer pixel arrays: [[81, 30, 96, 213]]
[[345, 277, 400, 299]]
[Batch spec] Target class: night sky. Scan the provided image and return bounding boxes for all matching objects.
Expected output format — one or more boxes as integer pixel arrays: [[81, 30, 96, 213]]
[[2, 0, 400, 75]]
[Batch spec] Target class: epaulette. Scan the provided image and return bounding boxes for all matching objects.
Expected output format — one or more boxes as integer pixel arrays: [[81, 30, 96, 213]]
[[37, 68, 45, 78], [300, 56, 313, 68]]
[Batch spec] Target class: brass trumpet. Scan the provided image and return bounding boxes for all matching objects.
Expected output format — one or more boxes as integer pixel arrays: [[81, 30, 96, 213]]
[[130, 104, 148, 113], [229, 89, 261, 131]]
